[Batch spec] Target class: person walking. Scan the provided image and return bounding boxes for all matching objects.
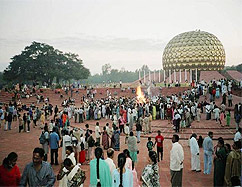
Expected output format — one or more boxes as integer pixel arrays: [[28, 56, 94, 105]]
[[203, 131, 214, 174], [19, 147, 55, 186], [154, 130, 164, 162], [170, 134, 184, 187], [189, 133, 201, 172], [49, 127, 60, 165]]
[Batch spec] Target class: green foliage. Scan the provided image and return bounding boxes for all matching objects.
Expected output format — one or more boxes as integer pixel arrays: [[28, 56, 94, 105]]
[[88, 65, 154, 83], [3, 41, 90, 84], [236, 63, 242, 72]]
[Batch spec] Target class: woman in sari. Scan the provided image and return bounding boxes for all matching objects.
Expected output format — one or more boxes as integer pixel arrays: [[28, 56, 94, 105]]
[[102, 127, 109, 150], [57, 158, 86, 187], [127, 132, 138, 163], [213, 138, 227, 187], [141, 151, 160, 187]]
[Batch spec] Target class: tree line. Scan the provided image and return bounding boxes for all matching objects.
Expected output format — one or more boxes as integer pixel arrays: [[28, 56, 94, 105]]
[[2, 41, 90, 86]]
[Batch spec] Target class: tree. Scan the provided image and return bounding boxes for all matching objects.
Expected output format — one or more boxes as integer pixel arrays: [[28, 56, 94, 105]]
[[3, 41, 90, 84], [236, 63, 242, 72], [102, 63, 111, 75]]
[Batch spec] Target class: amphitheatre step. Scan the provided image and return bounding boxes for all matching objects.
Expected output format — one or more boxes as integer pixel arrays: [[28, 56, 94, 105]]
[[200, 71, 225, 83]]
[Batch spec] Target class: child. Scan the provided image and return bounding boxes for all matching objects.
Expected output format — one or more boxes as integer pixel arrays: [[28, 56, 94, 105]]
[[226, 110, 231, 126], [124, 124, 130, 144], [18, 114, 23, 133], [146, 137, 153, 151]]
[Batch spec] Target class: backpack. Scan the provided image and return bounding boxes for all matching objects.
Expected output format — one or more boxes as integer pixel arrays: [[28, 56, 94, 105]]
[[147, 141, 153, 151], [39, 132, 46, 144]]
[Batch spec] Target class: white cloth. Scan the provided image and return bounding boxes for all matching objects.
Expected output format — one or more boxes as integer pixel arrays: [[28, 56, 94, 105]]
[[170, 142, 184, 171], [191, 154, 201, 171], [105, 157, 116, 175], [95, 126, 101, 138], [190, 137, 199, 155], [234, 132, 242, 142], [190, 137, 200, 171], [62, 135, 72, 160], [67, 152, 76, 165]]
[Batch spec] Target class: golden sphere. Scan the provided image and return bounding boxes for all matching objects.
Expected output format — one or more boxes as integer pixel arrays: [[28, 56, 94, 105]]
[[162, 30, 225, 71]]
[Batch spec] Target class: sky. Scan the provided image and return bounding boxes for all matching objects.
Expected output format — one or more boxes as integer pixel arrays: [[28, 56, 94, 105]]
[[0, 0, 241, 75]]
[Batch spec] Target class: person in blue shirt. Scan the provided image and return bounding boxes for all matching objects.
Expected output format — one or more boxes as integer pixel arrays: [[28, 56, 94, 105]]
[[49, 127, 60, 165], [203, 131, 214, 174]]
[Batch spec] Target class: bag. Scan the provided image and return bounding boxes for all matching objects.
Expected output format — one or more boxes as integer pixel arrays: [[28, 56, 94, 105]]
[[88, 136, 95, 147], [39, 132, 46, 144]]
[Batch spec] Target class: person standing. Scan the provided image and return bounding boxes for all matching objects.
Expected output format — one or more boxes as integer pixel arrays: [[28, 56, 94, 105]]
[[0, 107, 4, 128], [49, 127, 60, 165], [87, 130, 95, 161], [234, 127, 242, 142], [136, 118, 142, 143], [7, 112, 13, 130], [102, 126, 109, 150], [141, 151, 160, 187], [226, 110, 231, 126], [19, 147, 56, 186], [18, 114, 24, 133], [127, 132, 138, 163], [112, 153, 133, 187], [105, 148, 116, 175], [174, 112, 181, 133], [189, 133, 201, 172], [95, 122, 101, 146], [39, 125, 49, 161], [0, 152, 21, 186], [143, 114, 149, 135], [90, 147, 112, 187], [154, 130, 164, 162], [170, 134, 184, 187], [224, 141, 242, 186], [213, 138, 227, 187], [202, 131, 214, 174]]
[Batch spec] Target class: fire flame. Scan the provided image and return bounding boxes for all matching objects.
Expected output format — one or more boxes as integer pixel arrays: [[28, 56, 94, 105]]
[[136, 86, 146, 104]]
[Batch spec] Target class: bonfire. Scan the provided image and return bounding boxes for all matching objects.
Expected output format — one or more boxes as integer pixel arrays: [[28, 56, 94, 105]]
[[136, 86, 146, 104]]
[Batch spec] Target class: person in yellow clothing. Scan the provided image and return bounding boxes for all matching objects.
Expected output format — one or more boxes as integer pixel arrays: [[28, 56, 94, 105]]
[[40, 112, 45, 128]]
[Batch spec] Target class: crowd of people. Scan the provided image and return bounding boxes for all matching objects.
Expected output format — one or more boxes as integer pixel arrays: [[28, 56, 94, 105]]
[[0, 77, 241, 186]]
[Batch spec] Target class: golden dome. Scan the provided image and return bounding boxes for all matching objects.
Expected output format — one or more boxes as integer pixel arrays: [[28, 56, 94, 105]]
[[162, 30, 225, 71]]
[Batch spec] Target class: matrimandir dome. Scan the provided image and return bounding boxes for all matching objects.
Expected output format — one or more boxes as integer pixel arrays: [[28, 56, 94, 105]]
[[162, 30, 225, 71]]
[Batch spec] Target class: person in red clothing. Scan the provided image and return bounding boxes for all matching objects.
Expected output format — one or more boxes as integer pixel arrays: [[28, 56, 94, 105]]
[[0, 152, 21, 186], [154, 130, 164, 162]]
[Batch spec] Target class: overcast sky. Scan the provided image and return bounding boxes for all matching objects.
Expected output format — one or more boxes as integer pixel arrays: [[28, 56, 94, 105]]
[[0, 0, 241, 75]]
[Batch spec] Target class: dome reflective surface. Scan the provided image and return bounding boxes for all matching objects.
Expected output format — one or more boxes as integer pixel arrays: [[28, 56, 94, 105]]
[[162, 30, 225, 71]]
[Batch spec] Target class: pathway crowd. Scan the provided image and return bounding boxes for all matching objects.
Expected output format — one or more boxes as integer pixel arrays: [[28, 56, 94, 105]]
[[0, 78, 241, 186]]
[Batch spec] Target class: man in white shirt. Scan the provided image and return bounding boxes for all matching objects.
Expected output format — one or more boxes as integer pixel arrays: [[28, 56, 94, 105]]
[[234, 128, 242, 142], [170, 134, 184, 187], [189, 133, 201, 172], [95, 122, 101, 146], [105, 148, 116, 175]]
